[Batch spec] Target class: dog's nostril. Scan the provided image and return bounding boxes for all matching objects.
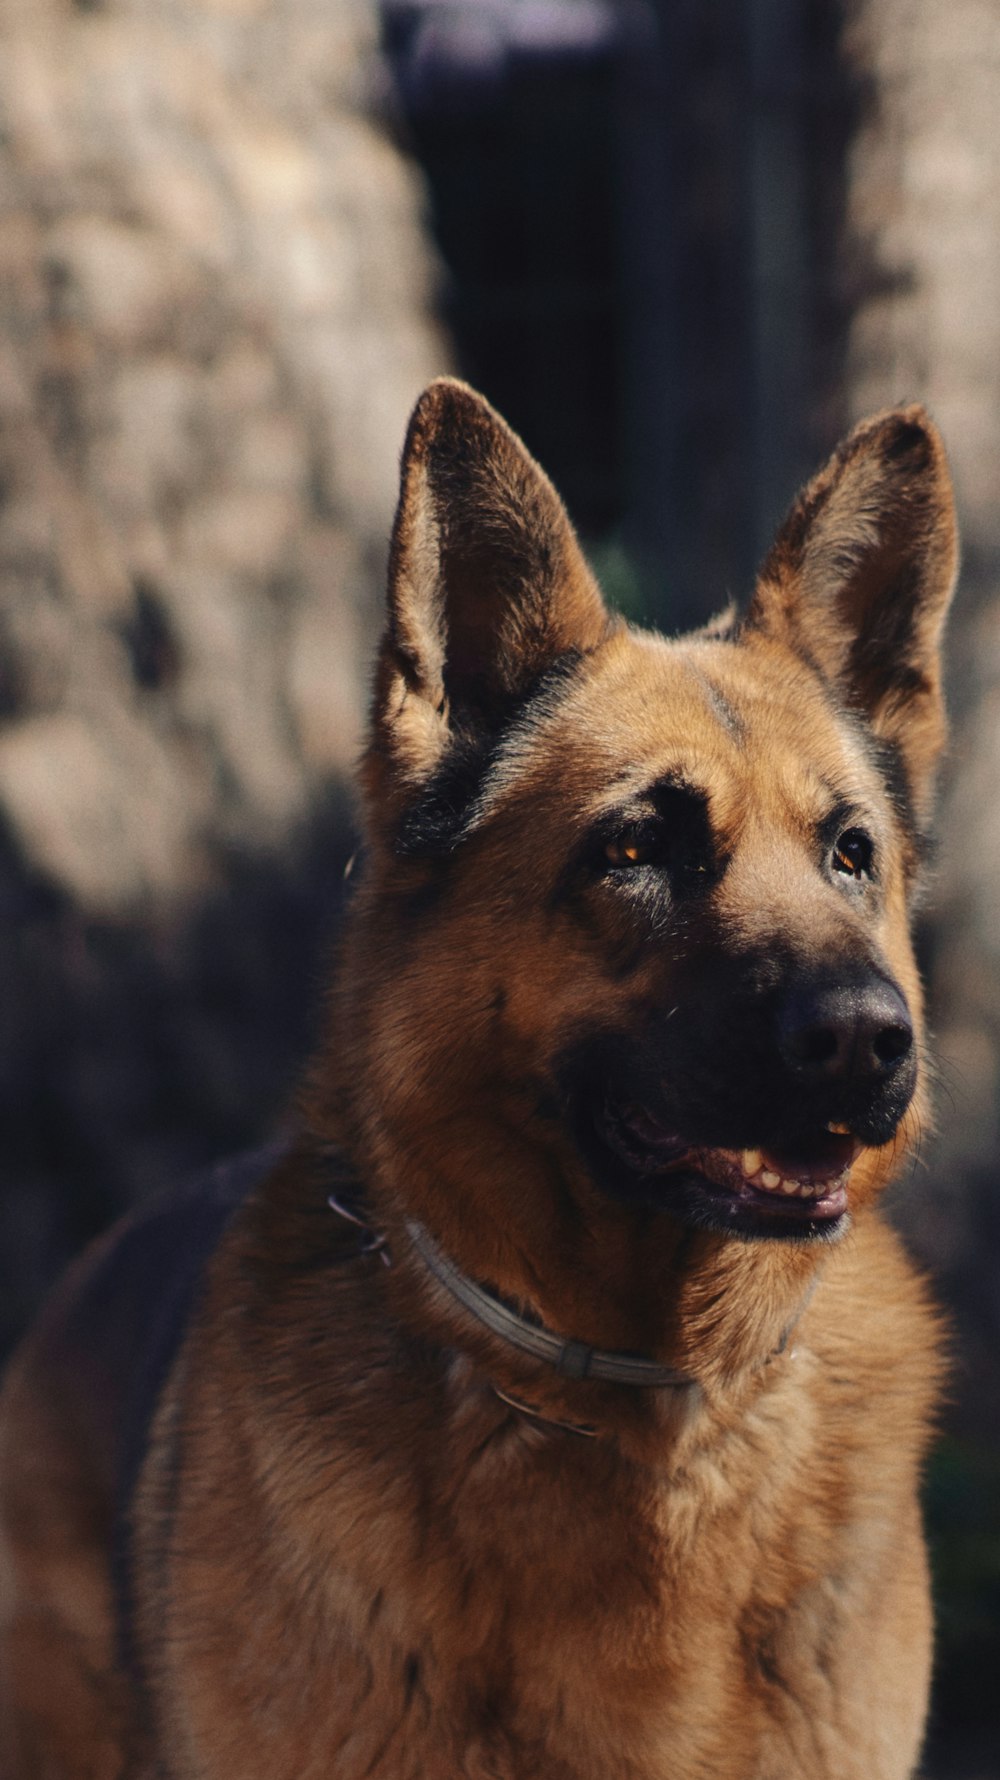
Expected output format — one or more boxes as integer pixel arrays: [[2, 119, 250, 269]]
[[777, 977, 913, 1082], [873, 1022, 912, 1065], [779, 1001, 852, 1073]]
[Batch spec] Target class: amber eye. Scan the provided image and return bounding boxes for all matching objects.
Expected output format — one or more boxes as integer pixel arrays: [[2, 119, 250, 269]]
[[604, 835, 651, 869], [832, 828, 874, 880]]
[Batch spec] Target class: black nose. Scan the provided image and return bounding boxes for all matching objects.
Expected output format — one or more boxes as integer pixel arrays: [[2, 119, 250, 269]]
[[776, 977, 913, 1084]]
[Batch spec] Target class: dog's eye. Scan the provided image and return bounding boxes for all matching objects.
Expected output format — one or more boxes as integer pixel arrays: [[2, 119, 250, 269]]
[[832, 829, 874, 880], [604, 835, 652, 869], [599, 791, 714, 881]]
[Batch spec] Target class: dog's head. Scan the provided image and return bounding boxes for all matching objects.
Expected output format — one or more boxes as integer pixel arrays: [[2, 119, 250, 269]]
[[337, 381, 956, 1313]]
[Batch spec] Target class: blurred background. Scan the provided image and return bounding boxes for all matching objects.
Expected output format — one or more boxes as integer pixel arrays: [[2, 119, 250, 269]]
[[0, 0, 997, 1770]]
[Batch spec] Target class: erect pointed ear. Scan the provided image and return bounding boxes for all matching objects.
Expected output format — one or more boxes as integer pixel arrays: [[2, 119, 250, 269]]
[[747, 406, 958, 822], [370, 379, 610, 792]]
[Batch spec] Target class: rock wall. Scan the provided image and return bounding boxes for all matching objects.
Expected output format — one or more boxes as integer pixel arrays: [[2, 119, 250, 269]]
[[0, 0, 447, 1348]]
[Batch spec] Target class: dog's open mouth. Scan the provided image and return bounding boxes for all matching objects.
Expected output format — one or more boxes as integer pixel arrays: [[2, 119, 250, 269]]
[[593, 1095, 861, 1234]]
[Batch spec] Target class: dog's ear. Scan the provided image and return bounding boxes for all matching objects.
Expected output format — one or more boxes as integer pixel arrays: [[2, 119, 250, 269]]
[[370, 379, 609, 787], [748, 406, 958, 820]]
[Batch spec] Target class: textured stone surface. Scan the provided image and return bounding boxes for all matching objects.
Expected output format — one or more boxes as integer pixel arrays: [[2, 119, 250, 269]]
[[841, 0, 1000, 1430], [0, 0, 448, 910], [0, 0, 447, 1346]]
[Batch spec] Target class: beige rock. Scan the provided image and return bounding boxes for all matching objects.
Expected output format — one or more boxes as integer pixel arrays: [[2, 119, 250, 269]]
[[0, 0, 449, 1350], [0, 0, 447, 916]]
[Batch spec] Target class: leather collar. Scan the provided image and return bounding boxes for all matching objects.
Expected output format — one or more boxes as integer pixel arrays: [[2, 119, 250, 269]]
[[325, 1175, 820, 1422], [405, 1216, 693, 1389]]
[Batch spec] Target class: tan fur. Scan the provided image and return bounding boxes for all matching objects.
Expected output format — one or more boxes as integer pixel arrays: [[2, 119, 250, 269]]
[[0, 381, 958, 1778]]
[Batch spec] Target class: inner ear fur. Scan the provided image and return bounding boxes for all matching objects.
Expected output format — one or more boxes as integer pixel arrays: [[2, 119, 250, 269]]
[[372, 379, 610, 787], [748, 405, 958, 819]]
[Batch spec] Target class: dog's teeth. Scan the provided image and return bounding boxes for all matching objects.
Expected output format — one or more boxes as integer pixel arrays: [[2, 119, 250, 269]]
[[760, 1169, 781, 1190], [780, 1178, 799, 1195], [742, 1149, 763, 1176]]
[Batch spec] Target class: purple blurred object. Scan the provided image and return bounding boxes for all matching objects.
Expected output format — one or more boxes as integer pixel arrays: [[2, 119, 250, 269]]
[[383, 0, 623, 107]]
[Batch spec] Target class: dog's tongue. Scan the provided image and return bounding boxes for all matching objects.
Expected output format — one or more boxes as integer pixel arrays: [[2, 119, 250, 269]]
[[760, 1132, 859, 1185]]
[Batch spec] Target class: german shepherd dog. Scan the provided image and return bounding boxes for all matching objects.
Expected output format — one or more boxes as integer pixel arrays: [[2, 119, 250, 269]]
[[0, 381, 958, 1779]]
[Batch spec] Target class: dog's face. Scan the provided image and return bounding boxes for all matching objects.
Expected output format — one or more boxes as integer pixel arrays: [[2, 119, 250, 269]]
[[348, 382, 956, 1262]]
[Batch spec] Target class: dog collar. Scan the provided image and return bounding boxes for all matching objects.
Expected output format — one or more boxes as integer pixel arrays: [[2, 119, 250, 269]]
[[404, 1216, 693, 1389], [326, 1182, 817, 1399]]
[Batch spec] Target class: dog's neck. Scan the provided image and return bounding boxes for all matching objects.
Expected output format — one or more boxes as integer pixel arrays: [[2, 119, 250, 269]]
[[404, 1214, 694, 1387], [325, 1166, 823, 1434]]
